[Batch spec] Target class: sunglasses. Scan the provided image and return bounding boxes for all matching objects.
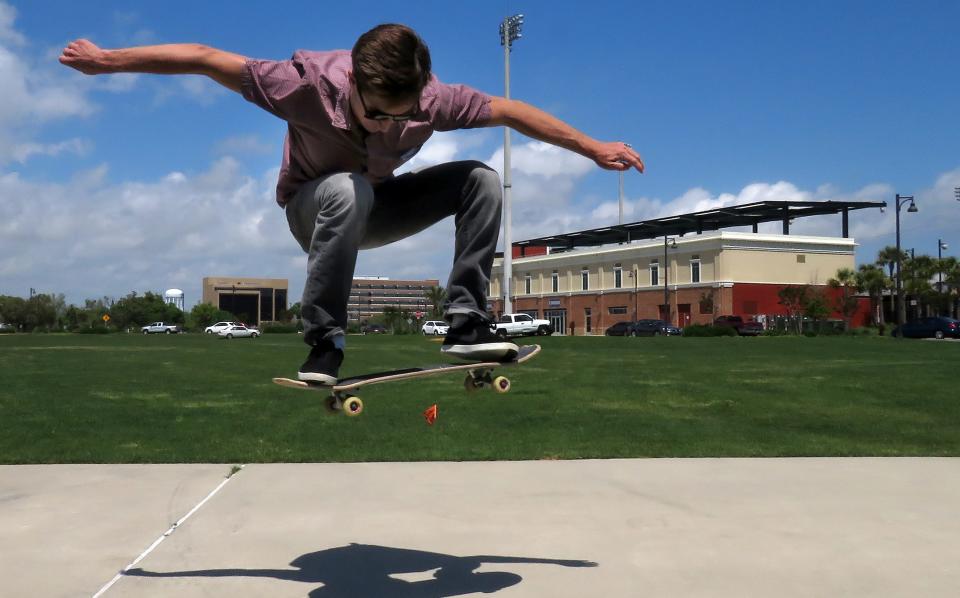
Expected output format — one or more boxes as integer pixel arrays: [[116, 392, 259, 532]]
[[357, 88, 419, 122]]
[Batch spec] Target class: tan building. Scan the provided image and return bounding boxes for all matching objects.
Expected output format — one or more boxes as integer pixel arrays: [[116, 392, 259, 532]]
[[348, 277, 441, 323], [201, 277, 288, 326], [490, 232, 865, 335]]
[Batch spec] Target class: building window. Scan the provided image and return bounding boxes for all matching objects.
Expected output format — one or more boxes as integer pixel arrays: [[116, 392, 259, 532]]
[[551, 271, 559, 293], [650, 261, 659, 287], [581, 268, 589, 291], [585, 307, 592, 333], [609, 306, 628, 315], [524, 275, 532, 295], [614, 264, 622, 289], [797, 255, 806, 263], [691, 258, 701, 284]]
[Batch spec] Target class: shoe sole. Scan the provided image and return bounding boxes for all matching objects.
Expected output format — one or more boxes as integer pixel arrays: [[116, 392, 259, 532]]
[[297, 372, 338, 385], [441, 341, 519, 362]]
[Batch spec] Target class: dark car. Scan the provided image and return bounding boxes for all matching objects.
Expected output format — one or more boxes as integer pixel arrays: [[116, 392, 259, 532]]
[[894, 317, 960, 339], [360, 323, 388, 335], [713, 315, 764, 336], [604, 321, 636, 336], [632, 319, 682, 337]]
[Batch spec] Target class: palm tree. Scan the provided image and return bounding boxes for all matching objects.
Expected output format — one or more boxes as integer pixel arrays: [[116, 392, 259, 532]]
[[876, 246, 908, 325], [945, 259, 960, 318], [828, 267, 861, 329], [856, 263, 888, 327], [425, 286, 447, 318], [902, 255, 937, 320], [934, 256, 958, 316]]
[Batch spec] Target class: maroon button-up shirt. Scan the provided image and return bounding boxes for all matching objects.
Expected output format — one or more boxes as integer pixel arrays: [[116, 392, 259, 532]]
[[240, 50, 493, 207]]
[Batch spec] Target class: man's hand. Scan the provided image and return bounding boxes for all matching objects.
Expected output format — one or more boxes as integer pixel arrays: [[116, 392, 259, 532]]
[[591, 141, 645, 173], [59, 39, 113, 75], [487, 97, 645, 174]]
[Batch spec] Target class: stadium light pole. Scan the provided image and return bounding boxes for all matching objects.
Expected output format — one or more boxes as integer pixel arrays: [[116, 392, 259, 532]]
[[499, 14, 523, 315], [894, 194, 918, 336]]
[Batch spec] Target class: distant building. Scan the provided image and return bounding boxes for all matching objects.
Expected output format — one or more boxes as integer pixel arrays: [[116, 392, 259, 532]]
[[201, 277, 288, 327], [490, 231, 871, 335], [348, 277, 440, 323]]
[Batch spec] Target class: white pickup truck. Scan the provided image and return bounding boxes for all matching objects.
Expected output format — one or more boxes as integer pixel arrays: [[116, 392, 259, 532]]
[[141, 321, 180, 334], [492, 313, 554, 338]]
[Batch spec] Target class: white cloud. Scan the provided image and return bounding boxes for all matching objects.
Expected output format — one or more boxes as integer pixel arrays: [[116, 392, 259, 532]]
[[0, 2, 25, 47], [9, 137, 92, 163], [214, 134, 276, 156]]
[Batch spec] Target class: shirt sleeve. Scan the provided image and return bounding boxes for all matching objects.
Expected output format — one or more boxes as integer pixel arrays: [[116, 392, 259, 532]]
[[429, 82, 493, 131], [240, 57, 328, 128]]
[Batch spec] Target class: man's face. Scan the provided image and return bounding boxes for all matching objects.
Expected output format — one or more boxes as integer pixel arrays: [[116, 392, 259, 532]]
[[348, 73, 419, 133]]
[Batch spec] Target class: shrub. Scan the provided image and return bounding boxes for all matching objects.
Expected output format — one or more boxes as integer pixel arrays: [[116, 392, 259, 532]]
[[261, 323, 302, 334], [682, 324, 737, 337]]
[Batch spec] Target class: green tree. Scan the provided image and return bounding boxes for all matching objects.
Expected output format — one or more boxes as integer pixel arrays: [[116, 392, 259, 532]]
[[777, 285, 809, 334], [425, 286, 447, 318], [803, 288, 831, 325], [902, 255, 936, 320], [828, 267, 861, 329], [856, 263, 888, 327], [876, 245, 908, 321], [188, 302, 237, 331]]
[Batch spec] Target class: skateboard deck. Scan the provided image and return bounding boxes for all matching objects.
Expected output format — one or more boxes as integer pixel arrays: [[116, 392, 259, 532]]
[[273, 344, 540, 416]]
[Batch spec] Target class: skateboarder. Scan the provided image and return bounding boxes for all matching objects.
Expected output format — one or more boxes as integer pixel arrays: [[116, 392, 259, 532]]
[[59, 23, 644, 385]]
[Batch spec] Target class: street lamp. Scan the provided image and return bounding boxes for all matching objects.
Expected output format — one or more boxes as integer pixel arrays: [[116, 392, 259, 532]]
[[499, 13, 523, 314], [663, 236, 678, 324], [938, 238, 949, 298], [894, 194, 918, 336]]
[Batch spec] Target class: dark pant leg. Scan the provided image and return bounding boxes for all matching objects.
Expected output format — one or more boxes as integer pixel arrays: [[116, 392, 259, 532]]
[[285, 172, 375, 346], [362, 160, 502, 322]]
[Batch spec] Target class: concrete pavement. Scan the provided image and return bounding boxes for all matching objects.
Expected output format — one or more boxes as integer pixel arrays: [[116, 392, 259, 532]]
[[1, 458, 958, 597]]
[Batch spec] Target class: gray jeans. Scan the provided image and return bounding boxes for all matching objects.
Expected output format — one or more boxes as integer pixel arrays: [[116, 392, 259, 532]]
[[285, 160, 503, 347]]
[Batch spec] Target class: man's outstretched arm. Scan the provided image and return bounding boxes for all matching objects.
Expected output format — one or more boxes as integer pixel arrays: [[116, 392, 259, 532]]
[[59, 39, 247, 93], [486, 96, 644, 173]]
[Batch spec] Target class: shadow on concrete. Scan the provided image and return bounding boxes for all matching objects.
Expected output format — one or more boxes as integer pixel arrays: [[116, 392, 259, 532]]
[[126, 542, 598, 597]]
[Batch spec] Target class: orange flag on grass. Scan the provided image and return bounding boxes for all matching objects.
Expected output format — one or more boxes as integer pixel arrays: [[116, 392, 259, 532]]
[[423, 404, 438, 425]]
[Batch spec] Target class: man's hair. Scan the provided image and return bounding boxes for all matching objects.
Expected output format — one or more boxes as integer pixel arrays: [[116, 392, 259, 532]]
[[352, 24, 432, 99]]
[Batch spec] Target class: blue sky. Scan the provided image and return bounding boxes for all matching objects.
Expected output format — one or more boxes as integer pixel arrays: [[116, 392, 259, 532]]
[[2, 0, 959, 307]]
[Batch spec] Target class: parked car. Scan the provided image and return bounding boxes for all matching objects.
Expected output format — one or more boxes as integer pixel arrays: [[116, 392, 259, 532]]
[[493, 313, 554, 337], [604, 321, 636, 336], [0, 322, 14, 333], [893, 316, 960, 339], [632, 319, 682, 336], [217, 324, 260, 339], [421, 320, 450, 336], [205, 321, 241, 335], [361, 323, 387, 335], [713, 315, 764, 336], [141, 322, 180, 334]]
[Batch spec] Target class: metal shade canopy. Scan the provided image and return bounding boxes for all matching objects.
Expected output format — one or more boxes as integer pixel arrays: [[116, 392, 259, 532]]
[[513, 200, 885, 251]]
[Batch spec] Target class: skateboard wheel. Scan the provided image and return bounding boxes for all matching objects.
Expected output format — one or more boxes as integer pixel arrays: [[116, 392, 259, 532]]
[[492, 376, 511, 394], [343, 396, 364, 416]]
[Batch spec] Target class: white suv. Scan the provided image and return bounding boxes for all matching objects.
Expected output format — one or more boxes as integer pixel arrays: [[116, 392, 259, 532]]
[[421, 320, 449, 336], [205, 321, 241, 335]]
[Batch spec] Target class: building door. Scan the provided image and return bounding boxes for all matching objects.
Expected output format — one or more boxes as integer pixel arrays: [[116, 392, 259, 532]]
[[545, 309, 566, 336], [678, 304, 692, 327]]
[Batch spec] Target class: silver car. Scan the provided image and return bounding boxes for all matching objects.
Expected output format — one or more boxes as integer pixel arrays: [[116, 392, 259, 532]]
[[217, 325, 260, 339]]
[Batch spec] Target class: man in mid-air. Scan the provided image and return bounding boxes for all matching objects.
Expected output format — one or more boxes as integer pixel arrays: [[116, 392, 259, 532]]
[[60, 23, 644, 384]]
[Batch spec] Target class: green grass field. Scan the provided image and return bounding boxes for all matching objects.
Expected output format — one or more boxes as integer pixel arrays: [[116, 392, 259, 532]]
[[1, 333, 957, 463]]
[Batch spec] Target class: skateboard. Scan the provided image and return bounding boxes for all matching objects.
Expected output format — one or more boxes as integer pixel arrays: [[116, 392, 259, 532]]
[[272, 344, 541, 417]]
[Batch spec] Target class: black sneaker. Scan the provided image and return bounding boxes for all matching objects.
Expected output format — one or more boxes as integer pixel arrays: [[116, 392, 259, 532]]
[[297, 341, 343, 385], [441, 319, 519, 361]]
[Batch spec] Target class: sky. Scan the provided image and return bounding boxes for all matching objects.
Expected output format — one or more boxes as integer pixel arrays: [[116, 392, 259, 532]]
[[1, 0, 959, 308]]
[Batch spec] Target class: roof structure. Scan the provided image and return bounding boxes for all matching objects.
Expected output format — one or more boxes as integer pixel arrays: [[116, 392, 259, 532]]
[[514, 200, 886, 250]]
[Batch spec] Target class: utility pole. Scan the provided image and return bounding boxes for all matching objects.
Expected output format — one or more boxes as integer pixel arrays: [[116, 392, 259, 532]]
[[499, 14, 523, 314]]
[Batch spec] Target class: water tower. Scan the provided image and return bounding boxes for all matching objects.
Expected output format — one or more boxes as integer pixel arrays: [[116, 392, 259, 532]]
[[164, 288, 185, 311]]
